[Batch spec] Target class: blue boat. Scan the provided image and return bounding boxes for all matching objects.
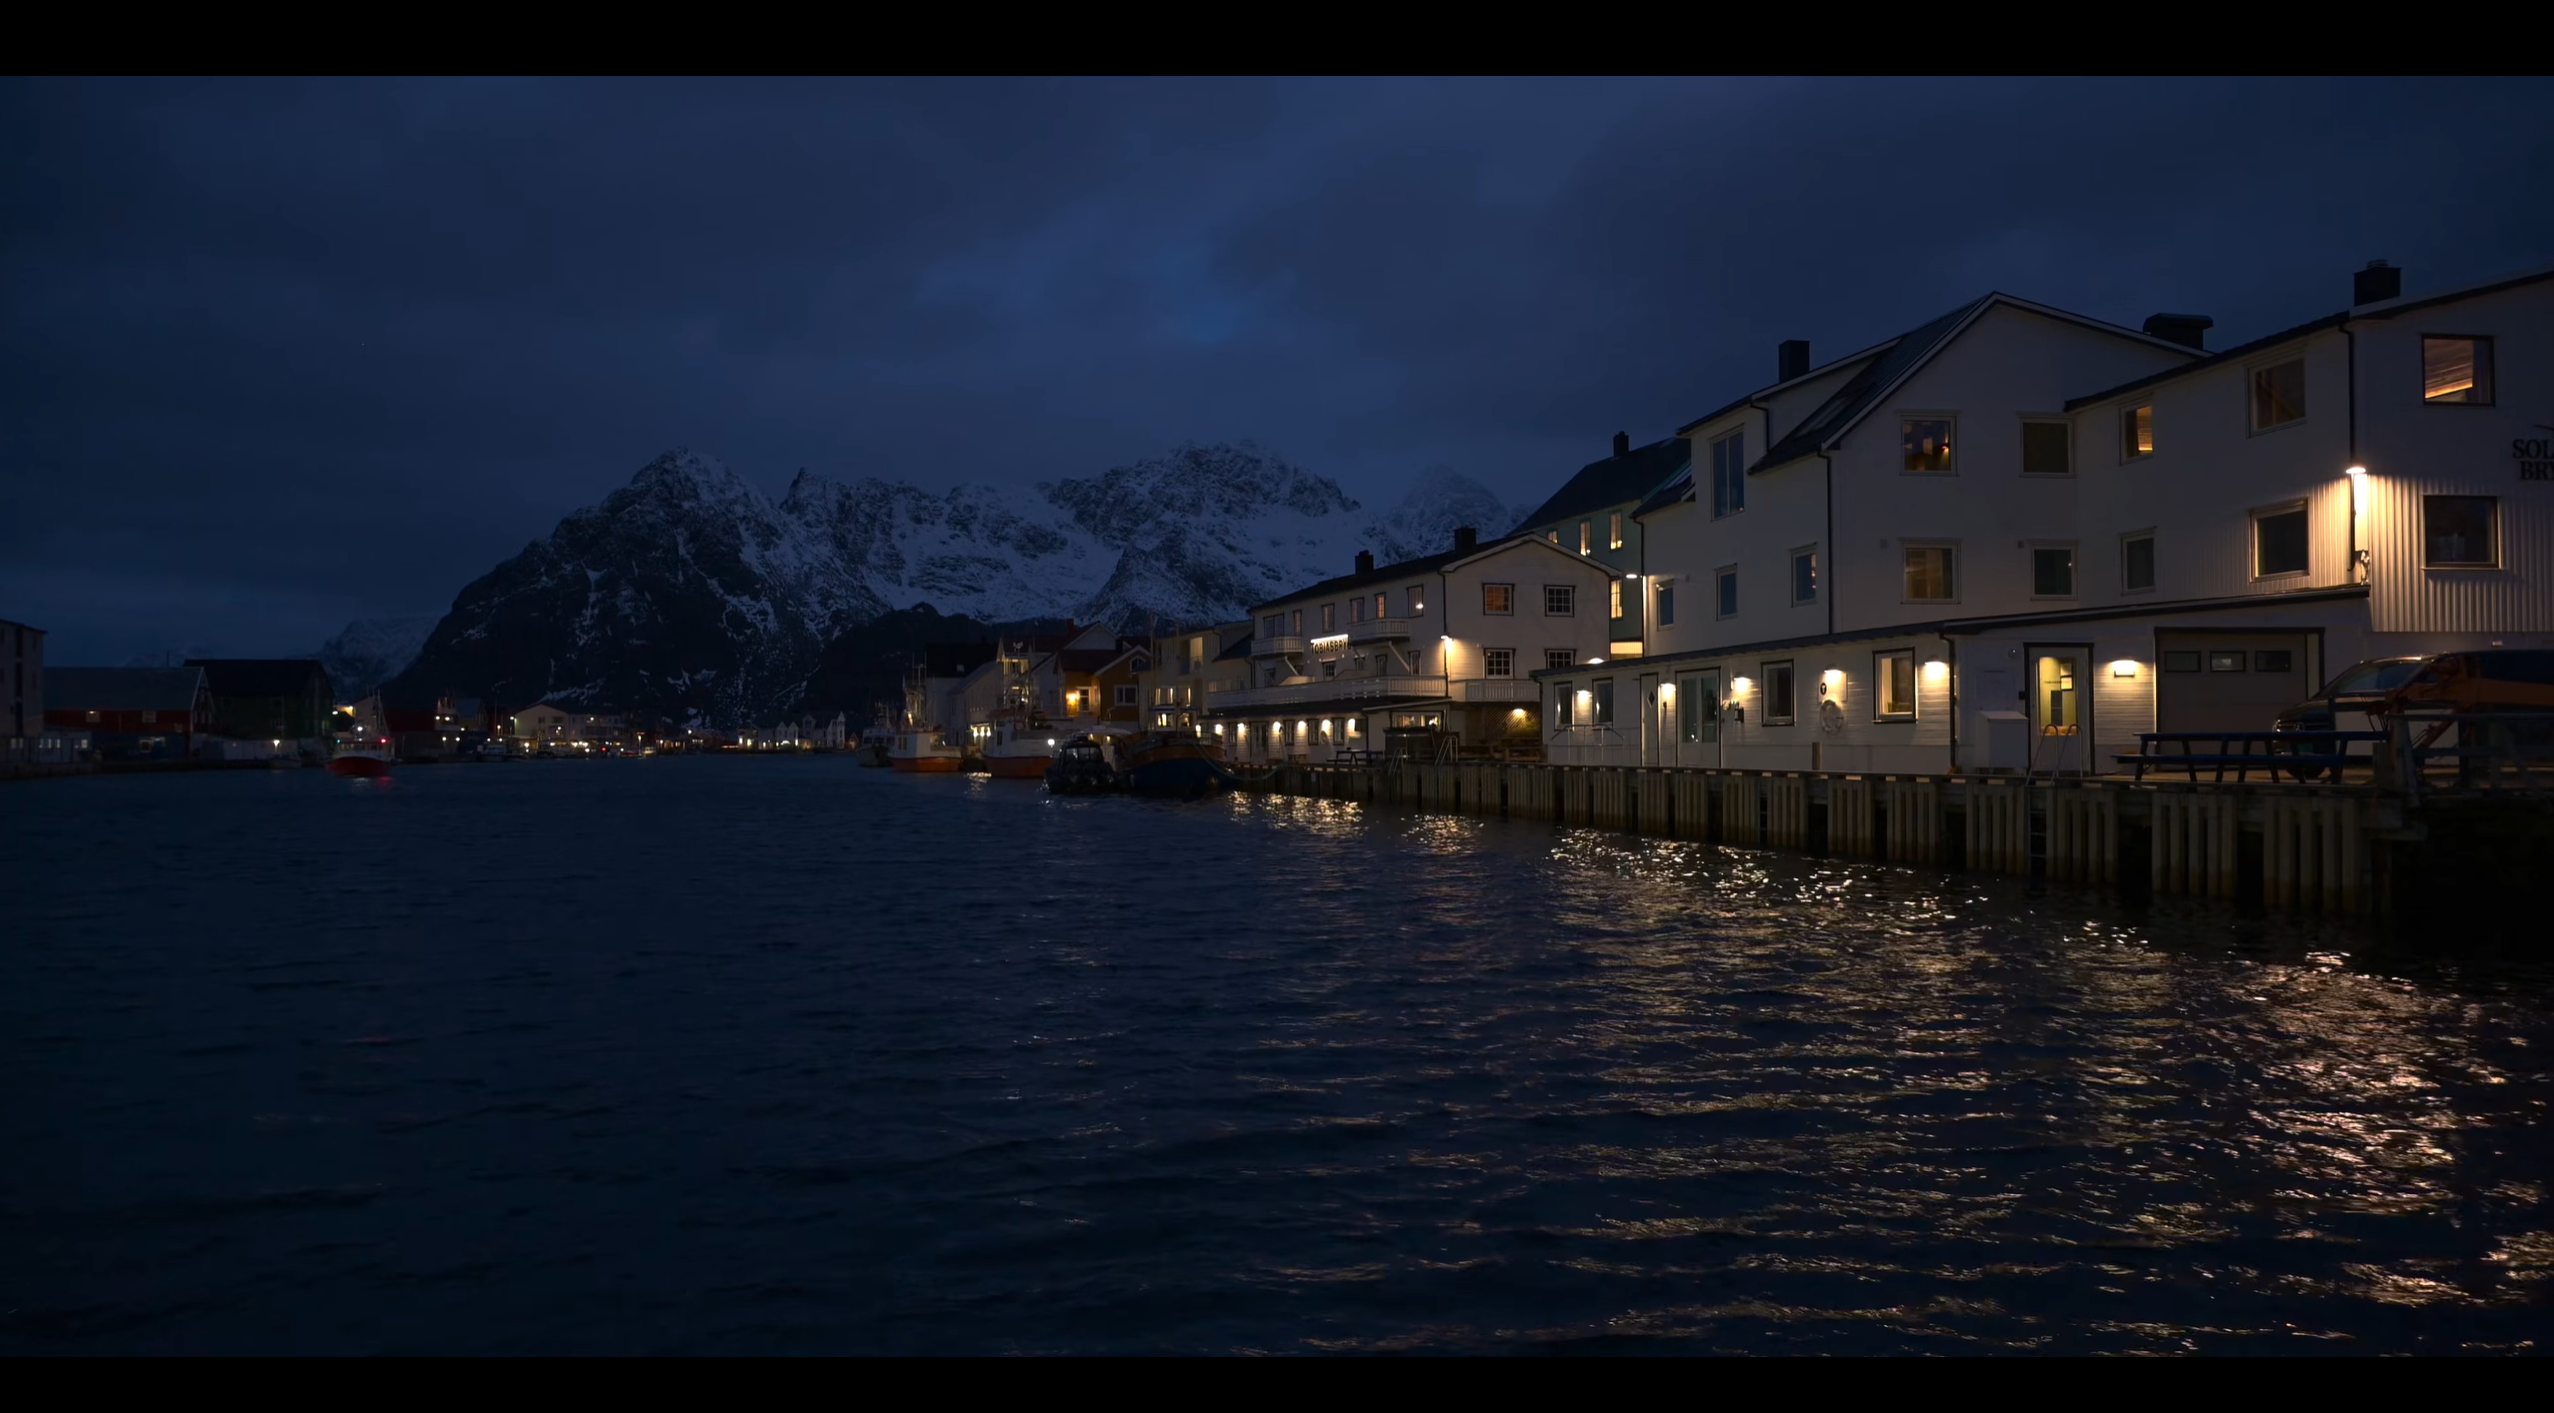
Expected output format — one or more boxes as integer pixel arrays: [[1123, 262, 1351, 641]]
[[1119, 732, 1237, 799]]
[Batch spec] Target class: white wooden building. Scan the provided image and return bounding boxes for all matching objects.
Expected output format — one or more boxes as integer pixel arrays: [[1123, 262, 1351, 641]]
[[1544, 260, 2554, 775]]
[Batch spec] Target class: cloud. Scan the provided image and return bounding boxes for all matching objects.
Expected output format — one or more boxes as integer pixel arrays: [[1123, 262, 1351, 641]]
[[2, 76, 2548, 660]]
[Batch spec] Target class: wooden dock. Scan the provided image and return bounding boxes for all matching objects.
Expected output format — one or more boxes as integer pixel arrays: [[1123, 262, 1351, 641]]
[[1249, 762, 2429, 915]]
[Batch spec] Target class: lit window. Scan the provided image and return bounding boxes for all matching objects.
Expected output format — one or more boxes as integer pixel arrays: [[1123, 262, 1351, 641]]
[[1321, 603, 1337, 632], [1656, 582, 1674, 627], [1484, 648, 1514, 678], [2210, 651, 2246, 673], [1876, 650, 1917, 721], [1715, 567, 1738, 619], [1373, 591, 1387, 620], [2253, 504, 2308, 577], [1710, 431, 1746, 517], [1763, 661, 1796, 726], [2122, 532, 2156, 593], [1790, 547, 1817, 605], [1544, 585, 1575, 616], [1482, 583, 1514, 615], [1609, 580, 1623, 618], [2123, 404, 2154, 460], [1407, 585, 1425, 616], [1545, 649, 1575, 672], [1591, 678, 1615, 725], [1547, 530, 1559, 545], [2422, 336, 2494, 405], [1579, 521, 1591, 554], [2251, 359, 2306, 431], [2423, 495, 2498, 567], [1349, 596, 1365, 624], [1608, 511, 1623, 549], [1290, 609, 1302, 635], [2031, 545, 2076, 598], [1902, 417, 1954, 473], [2021, 420, 2070, 476], [1903, 545, 1957, 601]]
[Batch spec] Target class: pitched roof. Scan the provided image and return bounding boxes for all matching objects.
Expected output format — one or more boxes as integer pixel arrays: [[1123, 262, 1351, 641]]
[[47, 666, 205, 712], [185, 657, 331, 698], [1633, 464, 1695, 518], [1214, 633, 1255, 663], [1514, 436, 1693, 531], [1056, 648, 1118, 674], [1750, 297, 1991, 473], [1250, 546, 1468, 614]]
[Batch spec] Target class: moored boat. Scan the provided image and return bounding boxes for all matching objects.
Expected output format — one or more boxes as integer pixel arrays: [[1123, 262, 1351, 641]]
[[1119, 729, 1236, 799], [328, 742, 393, 780], [980, 644, 1058, 779], [885, 666, 966, 773], [1044, 735, 1119, 794]]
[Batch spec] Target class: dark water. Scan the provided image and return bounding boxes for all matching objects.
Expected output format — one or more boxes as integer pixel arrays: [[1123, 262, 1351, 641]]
[[4, 759, 2551, 1354]]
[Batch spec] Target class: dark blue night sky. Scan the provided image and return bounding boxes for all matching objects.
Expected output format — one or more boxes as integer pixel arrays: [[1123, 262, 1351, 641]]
[[6, 77, 2551, 661]]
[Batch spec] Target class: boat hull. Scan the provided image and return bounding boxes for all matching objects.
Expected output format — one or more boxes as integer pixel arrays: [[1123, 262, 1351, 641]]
[[328, 756, 391, 780], [890, 754, 965, 773], [985, 753, 1051, 778], [1123, 755, 1235, 799]]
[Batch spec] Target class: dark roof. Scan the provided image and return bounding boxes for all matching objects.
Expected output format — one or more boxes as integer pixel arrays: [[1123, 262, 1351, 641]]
[[1515, 436, 1692, 531], [1751, 297, 1989, 474], [185, 658, 331, 698], [1632, 464, 1694, 518], [1213, 633, 1255, 663], [2064, 311, 2347, 411], [1250, 546, 1469, 615], [1056, 648, 1118, 674], [924, 640, 999, 677], [47, 666, 205, 711]]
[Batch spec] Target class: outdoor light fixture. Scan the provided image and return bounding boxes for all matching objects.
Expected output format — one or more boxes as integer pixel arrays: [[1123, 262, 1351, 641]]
[[1731, 676, 1753, 693], [1658, 683, 1675, 703], [2110, 660, 2139, 678], [1588, 656, 1604, 664], [1923, 659, 1949, 680], [1821, 668, 1845, 697]]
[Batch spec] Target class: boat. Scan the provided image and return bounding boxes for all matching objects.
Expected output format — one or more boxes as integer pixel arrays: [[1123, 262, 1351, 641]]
[[981, 643, 1058, 779], [1119, 729, 1237, 799], [885, 667, 965, 773], [856, 713, 894, 767], [328, 737, 393, 780], [1044, 735, 1119, 794]]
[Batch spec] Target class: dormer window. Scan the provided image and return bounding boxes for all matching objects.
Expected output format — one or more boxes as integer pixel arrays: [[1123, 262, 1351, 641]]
[[2251, 359, 2306, 432]]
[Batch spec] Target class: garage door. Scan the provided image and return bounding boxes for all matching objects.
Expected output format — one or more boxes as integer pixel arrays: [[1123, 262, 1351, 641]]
[[2155, 630, 2315, 734]]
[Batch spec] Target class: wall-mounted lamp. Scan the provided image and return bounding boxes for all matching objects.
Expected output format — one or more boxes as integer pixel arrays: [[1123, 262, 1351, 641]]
[[2110, 659, 2140, 679], [1922, 659, 1949, 681], [1731, 676, 1753, 693], [1657, 682, 1676, 703], [1820, 668, 1845, 698]]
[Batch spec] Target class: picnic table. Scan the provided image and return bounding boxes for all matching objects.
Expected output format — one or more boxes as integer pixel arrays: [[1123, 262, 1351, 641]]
[[2113, 730, 2387, 783]]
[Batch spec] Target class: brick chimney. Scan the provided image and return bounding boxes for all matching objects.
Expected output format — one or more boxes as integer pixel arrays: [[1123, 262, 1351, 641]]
[[1354, 549, 1374, 574], [1779, 339, 1811, 381], [2142, 313, 2214, 350], [2354, 260, 2402, 306]]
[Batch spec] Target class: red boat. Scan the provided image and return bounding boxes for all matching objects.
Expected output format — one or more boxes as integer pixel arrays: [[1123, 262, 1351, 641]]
[[329, 740, 394, 779]]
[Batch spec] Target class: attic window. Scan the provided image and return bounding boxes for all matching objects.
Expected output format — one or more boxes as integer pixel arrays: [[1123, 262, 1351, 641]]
[[1902, 417, 1955, 473], [2250, 359, 2306, 432], [2422, 336, 2494, 404]]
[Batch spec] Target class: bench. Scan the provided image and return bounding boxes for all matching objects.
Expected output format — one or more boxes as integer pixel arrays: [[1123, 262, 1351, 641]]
[[2114, 731, 2387, 783]]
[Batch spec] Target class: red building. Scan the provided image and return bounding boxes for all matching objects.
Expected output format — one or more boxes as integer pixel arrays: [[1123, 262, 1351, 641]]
[[44, 666, 213, 759]]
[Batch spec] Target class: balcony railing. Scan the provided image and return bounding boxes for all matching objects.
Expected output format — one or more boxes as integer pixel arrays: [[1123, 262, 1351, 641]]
[[1347, 617, 1410, 643], [1449, 677, 1540, 703], [1250, 635, 1308, 658], [1207, 674, 1448, 712]]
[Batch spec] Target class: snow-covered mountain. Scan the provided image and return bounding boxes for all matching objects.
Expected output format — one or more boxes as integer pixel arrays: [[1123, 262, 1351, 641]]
[[389, 444, 1510, 726], [311, 615, 439, 699]]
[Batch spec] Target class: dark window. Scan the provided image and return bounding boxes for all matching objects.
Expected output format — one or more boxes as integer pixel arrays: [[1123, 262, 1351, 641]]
[[1321, 603, 1336, 632], [2032, 546, 2076, 597], [2255, 506, 2309, 577], [2423, 495, 2498, 567], [2123, 404, 2153, 459], [1711, 431, 1746, 517], [1485, 648, 1514, 678], [1544, 585, 1575, 616], [2209, 651, 2246, 672], [1592, 679, 1615, 725], [1902, 417, 1955, 472], [1349, 596, 1365, 623], [1553, 683, 1574, 727], [1716, 568, 1738, 618], [1655, 582, 1674, 627], [1904, 545, 1956, 601], [2422, 336, 2494, 404], [2123, 533, 2156, 593], [1791, 549, 1817, 605], [2254, 649, 2294, 673], [2162, 650, 2202, 672], [1764, 661, 1796, 725], [1290, 609, 1302, 635], [1545, 649, 1575, 671], [2251, 359, 2306, 431], [2022, 421, 2071, 476]]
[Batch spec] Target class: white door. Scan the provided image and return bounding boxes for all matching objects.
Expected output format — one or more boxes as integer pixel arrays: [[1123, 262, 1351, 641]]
[[1639, 673, 1661, 766], [1675, 669, 1720, 768]]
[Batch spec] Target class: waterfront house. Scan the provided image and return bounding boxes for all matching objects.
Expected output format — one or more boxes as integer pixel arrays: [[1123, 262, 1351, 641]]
[[2, 617, 42, 763], [187, 658, 333, 744], [1511, 433, 1693, 653], [510, 702, 575, 749], [1555, 260, 2554, 775], [43, 665, 212, 760], [1205, 527, 1619, 763], [1092, 639, 1150, 728], [1136, 621, 1252, 732]]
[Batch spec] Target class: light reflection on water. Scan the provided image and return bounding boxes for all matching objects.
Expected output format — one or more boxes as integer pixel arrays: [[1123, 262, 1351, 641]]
[[2, 759, 2550, 1353]]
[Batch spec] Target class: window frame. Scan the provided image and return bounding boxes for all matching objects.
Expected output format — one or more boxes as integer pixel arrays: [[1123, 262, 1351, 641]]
[[1484, 647, 1515, 679], [2251, 500, 2310, 580], [1113, 684, 1137, 708], [2121, 403, 2154, 462], [1608, 579, 1623, 619], [2019, 417, 2073, 477], [1873, 649, 1917, 722], [2248, 357, 2307, 434], [2420, 334, 2496, 406], [1762, 659, 1797, 727], [2120, 529, 2157, 595], [1608, 511, 1624, 549], [1715, 565, 1739, 620], [1655, 580, 1674, 628], [1545, 648, 1576, 672], [1407, 584, 1426, 617], [1543, 584, 1575, 617], [1900, 540, 1960, 604], [1321, 603, 1337, 632], [1790, 546, 1817, 606], [1591, 677, 1616, 726], [2028, 541, 2079, 601], [1900, 413, 1958, 475], [2421, 494, 2501, 569], [1481, 583, 1515, 616], [1578, 520, 1591, 554], [1552, 681, 1576, 728], [1710, 429, 1747, 519]]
